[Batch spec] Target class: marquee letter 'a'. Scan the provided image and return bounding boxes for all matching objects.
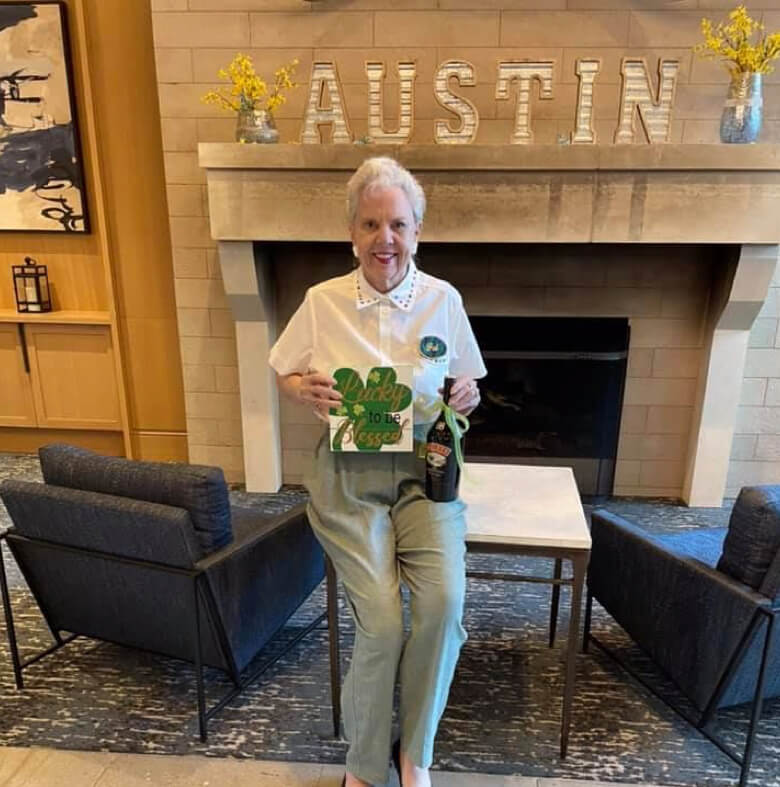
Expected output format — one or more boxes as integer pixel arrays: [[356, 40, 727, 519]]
[[615, 58, 680, 145], [366, 61, 417, 143], [300, 62, 352, 144]]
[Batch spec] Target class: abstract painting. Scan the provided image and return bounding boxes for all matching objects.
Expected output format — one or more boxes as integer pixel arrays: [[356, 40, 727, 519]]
[[0, 2, 88, 232]]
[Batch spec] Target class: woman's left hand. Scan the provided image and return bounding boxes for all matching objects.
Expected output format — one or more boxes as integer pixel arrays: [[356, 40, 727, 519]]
[[444, 376, 481, 416]]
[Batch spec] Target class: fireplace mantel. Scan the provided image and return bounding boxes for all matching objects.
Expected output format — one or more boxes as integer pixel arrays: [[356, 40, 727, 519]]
[[198, 143, 780, 502], [200, 143, 780, 244], [199, 142, 780, 172]]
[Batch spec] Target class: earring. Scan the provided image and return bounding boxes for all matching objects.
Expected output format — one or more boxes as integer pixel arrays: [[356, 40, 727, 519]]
[[352, 244, 359, 258]]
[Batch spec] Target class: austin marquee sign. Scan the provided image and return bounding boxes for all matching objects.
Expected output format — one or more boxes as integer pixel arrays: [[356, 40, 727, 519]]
[[300, 57, 679, 146]]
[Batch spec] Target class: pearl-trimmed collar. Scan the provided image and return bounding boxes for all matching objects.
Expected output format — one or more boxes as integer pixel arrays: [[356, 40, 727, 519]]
[[354, 260, 419, 313]]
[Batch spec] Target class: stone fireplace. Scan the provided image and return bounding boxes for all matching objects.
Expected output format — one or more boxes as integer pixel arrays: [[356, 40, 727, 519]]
[[198, 144, 780, 505]]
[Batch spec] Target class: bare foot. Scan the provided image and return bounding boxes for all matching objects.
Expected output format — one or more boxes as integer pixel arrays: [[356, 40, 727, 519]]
[[400, 752, 431, 787]]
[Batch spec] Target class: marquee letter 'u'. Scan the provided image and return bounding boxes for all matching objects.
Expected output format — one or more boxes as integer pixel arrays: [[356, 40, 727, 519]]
[[366, 61, 417, 144]]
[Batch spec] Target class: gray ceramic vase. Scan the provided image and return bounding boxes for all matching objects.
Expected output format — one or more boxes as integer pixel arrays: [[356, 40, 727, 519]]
[[720, 71, 763, 144], [235, 109, 279, 144]]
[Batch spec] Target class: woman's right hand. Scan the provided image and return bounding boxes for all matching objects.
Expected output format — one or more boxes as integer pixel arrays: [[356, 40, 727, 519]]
[[297, 370, 342, 421]]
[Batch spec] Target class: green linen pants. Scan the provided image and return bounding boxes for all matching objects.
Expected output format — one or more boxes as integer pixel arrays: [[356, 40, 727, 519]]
[[305, 433, 467, 785]]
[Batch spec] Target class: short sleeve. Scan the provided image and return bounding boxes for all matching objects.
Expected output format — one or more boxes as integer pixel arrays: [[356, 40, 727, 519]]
[[449, 297, 487, 379], [268, 293, 314, 376]]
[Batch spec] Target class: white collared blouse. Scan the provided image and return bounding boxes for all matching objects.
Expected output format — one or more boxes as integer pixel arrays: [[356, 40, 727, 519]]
[[269, 260, 487, 425]]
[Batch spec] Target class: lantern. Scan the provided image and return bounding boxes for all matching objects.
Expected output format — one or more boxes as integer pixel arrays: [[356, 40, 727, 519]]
[[13, 257, 52, 313]]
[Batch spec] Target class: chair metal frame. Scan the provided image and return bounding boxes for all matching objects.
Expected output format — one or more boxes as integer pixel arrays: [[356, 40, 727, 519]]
[[0, 529, 341, 741], [583, 591, 777, 787]]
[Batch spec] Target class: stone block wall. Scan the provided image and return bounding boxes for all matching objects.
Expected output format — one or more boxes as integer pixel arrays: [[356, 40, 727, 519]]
[[731, 260, 780, 497], [150, 0, 780, 495]]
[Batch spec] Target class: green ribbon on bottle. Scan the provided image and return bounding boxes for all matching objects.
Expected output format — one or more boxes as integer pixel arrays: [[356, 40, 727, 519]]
[[437, 401, 470, 472]]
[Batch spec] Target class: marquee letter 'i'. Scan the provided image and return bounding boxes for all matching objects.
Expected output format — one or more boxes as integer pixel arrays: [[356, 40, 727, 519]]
[[571, 58, 601, 144]]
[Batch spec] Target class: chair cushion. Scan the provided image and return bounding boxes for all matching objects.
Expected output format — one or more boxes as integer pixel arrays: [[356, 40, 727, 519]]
[[717, 485, 780, 598], [1, 479, 204, 567], [657, 527, 727, 569], [39, 443, 232, 553]]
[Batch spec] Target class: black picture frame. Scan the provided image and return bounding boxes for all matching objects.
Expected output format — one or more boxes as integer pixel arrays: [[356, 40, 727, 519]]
[[0, 1, 90, 232]]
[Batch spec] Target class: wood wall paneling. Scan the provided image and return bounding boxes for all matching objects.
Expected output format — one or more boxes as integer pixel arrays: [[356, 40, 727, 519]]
[[119, 316, 187, 431], [0, 247, 106, 313], [0, 325, 37, 427], [0, 427, 124, 455], [82, 0, 186, 441], [130, 431, 189, 463], [0, 0, 186, 460]]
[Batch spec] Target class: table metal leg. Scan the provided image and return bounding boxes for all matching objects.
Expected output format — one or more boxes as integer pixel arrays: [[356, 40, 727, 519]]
[[325, 556, 341, 738], [582, 591, 594, 654], [549, 558, 562, 648], [560, 552, 588, 758]]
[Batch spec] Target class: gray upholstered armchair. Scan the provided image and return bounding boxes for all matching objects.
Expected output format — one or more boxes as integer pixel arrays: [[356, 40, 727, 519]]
[[585, 486, 780, 787], [0, 444, 339, 740]]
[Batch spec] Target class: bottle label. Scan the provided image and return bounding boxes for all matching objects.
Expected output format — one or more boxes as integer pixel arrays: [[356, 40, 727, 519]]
[[426, 442, 452, 469]]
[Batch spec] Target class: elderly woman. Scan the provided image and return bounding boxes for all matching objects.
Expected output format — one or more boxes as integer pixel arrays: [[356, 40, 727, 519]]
[[269, 157, 486, 787]]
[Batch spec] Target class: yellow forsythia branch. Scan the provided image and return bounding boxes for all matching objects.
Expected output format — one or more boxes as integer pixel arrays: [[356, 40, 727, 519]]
[[693, 5, 780, 75], [200, 54, 299, 113]]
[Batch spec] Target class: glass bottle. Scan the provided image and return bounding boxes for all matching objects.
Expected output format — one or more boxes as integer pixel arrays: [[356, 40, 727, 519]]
[[425, 376, 461, 502]]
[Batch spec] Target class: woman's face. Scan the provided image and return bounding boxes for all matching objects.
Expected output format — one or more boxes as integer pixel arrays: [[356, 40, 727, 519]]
[[350, 185, 420, 294]]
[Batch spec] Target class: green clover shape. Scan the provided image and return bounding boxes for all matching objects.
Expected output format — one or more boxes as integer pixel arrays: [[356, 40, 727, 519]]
[[330, 366, 412, 451]]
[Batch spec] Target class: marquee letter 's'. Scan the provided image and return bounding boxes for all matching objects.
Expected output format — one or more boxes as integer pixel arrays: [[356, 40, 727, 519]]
[[366, 61, 416, 144], [433, 60, 479, 145], [615, 58, 679, 144], [300, 62, 352, 144], [495, 61, 554, 144]]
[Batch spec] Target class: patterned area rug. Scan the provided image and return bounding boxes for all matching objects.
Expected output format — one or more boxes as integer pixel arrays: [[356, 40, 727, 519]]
[[1, 453, 778, 786]]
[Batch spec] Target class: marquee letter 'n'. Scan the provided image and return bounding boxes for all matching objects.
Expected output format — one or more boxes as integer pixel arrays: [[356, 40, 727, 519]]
[[615, 58, 679, 145]]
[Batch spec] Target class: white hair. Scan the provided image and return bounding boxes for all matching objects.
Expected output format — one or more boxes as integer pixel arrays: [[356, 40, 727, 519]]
[[346, 156, 426, 227]]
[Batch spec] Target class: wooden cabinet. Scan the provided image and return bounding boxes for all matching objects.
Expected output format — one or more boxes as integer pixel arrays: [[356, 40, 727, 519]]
[[0, 317, 122, 432], [27, 324, 122, 430], [0, 324, 37, 427]]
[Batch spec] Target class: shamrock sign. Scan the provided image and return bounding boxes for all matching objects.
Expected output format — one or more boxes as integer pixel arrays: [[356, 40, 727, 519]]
[[328, 365, 413, 452]]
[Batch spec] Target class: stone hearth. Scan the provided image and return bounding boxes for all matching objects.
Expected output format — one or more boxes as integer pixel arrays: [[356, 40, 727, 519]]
[[198, 144, 780, 505]]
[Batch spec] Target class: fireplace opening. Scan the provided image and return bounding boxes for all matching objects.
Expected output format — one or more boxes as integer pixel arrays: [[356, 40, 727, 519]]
[[467, 316, 629, 501]]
